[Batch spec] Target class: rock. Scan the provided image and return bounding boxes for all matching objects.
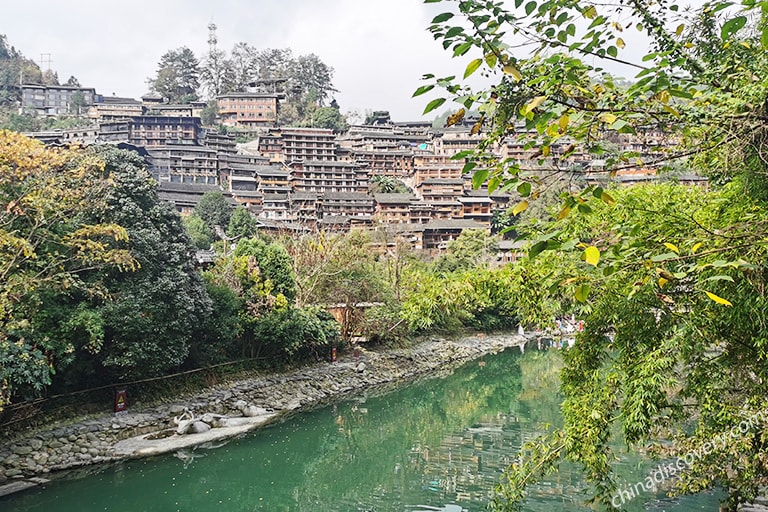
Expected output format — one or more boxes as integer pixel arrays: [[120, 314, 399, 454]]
[[188, 421, 211, 434], [355, 362, 366, 373], [233, 400, 247, 410], [168, 405, 187, 415], [11, 445, 32, 456], [4, 469, 22, 477], [28, 439, 43, 450], [47, 441, 63, 449], [241, 405, 262, 417]]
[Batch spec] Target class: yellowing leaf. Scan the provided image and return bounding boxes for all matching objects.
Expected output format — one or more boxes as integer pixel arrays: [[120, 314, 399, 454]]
[[557, 204, 571, 220], [663, 242, 680, 255], [658, 277, 669, 288], [616, 37, 625, 49], [503, 64, 522, 81], [676, 23, 685, 36], [705, 291, 733, 306], [546, 123, 560, 137], [598, 112, 617, 124], [464, 58, 483, 79], [692, 242, 703, 254], [523, 95, 547, 115], [600, 191, 616, 205], [559, 114, 569, 131], [446, 108, 466, 127], [512, 200, 529, 216], [584, 246, 600, 267], [582, 5, 597, 18]]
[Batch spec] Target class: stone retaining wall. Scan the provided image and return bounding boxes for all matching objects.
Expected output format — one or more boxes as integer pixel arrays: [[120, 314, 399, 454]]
[[0, 333, 527, 487]]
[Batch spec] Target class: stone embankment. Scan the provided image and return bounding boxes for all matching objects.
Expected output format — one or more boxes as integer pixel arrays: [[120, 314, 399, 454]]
[[0, 333, 528, 494]]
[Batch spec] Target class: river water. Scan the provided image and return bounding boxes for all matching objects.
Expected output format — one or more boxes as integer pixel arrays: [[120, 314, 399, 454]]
[[1, 347, 720, 512]]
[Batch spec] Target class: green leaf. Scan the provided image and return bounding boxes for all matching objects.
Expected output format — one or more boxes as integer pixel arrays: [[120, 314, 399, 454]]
[[525, 1, 537, 15], [705, 291, 733, 306], [592, 186, 604, 199], [721, 16, 747, 41], [651, 252, 678, 262], [431, 12, 454, 23], [472, 168, 489, 189], [529, 240, 548, 259], [464, 58, 483, 79], [412, 84, 435, 97], [517, 181, 532, 197], [584, 246, 600, 266], [453, 42, 473, 57], [461, 161, 477, 174], [423, 97, 447, 115], [575, 284, 591, 303], [487, 175, 502, 194], [705, 275, 735, 283]]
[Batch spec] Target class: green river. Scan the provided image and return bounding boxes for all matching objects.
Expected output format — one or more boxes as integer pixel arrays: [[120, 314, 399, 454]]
[[1, 347, 720, 511]]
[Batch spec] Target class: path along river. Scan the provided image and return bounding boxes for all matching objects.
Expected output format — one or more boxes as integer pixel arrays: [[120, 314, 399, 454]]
[[0, 347, 720, 511]]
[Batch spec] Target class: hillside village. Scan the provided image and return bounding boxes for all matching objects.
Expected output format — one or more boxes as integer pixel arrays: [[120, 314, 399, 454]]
[[15, 79, 705, 256]]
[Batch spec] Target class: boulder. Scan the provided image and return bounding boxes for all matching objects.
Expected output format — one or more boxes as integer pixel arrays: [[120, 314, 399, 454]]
[[188, 421, 211, 434]]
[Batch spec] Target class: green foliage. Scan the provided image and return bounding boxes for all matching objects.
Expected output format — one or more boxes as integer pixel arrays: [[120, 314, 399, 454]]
[[433, 228, 499, 272], [187, 280, 242, 367], [194, 191, 232, 234], [0, 133, 137, 407], [84, 146, 212, 379], [370, 175, 411, 194], [183, 214, 214, 249], [148, 47, 201, 103], [250, 306, 339, 360], [226, 206, 257, 240], [0, 34, 42, 106], [421, 0, 768, 508], [234, 237, 296, 302]]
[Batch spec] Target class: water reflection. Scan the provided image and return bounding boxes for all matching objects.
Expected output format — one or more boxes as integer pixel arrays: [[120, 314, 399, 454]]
[[1, 348, 720, 512]]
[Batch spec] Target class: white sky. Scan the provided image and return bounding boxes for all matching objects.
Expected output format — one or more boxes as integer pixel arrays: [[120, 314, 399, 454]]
[[1, 0, 654, 121]]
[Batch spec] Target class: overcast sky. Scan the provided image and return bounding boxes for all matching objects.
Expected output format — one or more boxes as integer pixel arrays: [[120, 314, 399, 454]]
[[1, 0, 478, 121], [2, 0, 658, 121]]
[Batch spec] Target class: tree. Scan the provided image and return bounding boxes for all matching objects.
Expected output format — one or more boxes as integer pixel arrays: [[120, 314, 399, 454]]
[[421, 0, 768, 510], [194, 191, 232, 235], [82, 146, 212, 380], [310, 105, 348, 132], [0, 132, 136, 409], [229, 42, 259, 92], [227, 206, 257, 240], [68, 90, 86, 115], [64, 75, 80, 87], [201, 23, 236, 99], [40, 69, 58, 86], [287, 53, 337, 106], [147, 47, 201, 103], [433, 228, 498, 273], [183, 214, 214, 249], [0, 34, 42, 106]]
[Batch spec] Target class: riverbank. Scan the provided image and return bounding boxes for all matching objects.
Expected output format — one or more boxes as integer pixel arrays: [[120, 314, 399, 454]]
[[0, 332, 529, 494]]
